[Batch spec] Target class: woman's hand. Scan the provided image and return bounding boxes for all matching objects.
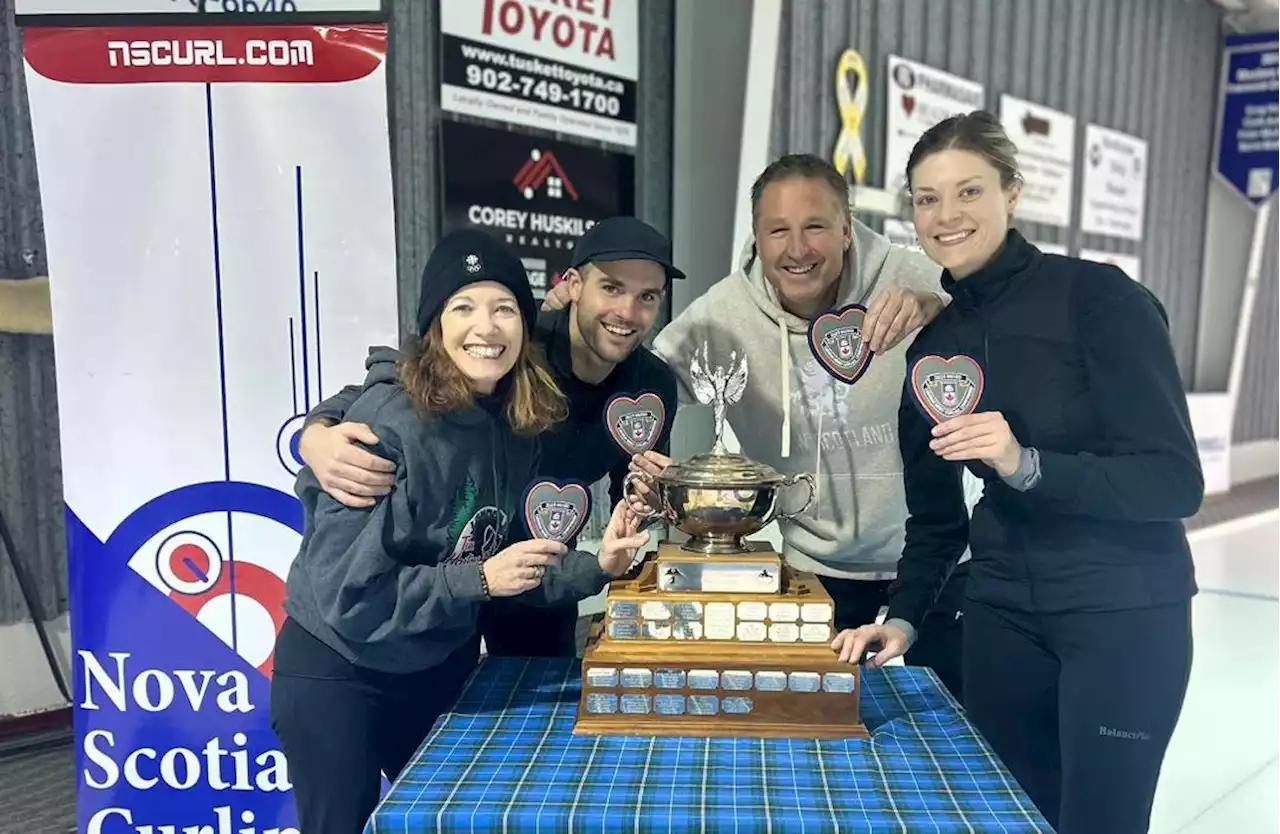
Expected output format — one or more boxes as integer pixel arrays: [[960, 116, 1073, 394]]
[[830, 623, 911, 666], [627, 451, 672, 516], [482, 539, 567, 597], [929, 412, 1023, 477], [598, 501, 650, 577]]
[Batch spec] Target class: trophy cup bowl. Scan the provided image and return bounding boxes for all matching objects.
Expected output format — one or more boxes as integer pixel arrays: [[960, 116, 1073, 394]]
[[623, 452, 815, 555]]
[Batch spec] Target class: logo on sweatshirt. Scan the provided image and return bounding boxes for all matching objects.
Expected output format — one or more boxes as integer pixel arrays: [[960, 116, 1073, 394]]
[[910, 354, 985, 424], [444, 475, 509, 564]]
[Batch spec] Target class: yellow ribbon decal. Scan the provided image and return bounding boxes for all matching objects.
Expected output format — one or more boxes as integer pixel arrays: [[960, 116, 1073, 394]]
[[833, 49, 868, 185]]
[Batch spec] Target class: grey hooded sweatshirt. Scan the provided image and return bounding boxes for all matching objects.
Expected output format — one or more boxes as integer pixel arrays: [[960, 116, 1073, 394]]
[[653, 216, 953, 580]]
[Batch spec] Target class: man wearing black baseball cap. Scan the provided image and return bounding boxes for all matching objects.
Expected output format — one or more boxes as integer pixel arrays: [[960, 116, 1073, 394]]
[[295, 217, 683, 657]]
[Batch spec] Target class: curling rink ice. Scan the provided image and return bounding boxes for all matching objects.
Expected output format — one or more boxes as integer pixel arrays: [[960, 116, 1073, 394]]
[[1150, 513, 1279, 834]]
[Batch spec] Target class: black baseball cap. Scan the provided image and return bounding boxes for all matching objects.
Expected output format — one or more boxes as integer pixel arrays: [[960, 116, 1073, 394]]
[[568, 216, 686, 283]]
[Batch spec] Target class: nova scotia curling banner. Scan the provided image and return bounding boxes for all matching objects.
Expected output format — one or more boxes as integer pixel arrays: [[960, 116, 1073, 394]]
[[21, 22, 398, 834]]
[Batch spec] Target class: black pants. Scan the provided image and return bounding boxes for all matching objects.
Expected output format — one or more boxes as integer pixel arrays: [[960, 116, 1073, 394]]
[[478, 598, 580, 657], [819, 563, 967, 703], [270, 618, 480, 834], [963, 598, 1192, 833]]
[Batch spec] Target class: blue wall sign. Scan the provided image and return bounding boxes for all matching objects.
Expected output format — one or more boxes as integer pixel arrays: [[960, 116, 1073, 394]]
[[1215, 32, 1279, 208]]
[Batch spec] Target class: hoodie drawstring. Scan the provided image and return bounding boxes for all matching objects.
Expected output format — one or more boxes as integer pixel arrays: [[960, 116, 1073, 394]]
[[780, 316, 791, 459], [814, 380, 826, 519]]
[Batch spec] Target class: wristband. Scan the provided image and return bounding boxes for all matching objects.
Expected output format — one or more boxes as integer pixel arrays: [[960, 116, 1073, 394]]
[[478, 564, 491, 600]]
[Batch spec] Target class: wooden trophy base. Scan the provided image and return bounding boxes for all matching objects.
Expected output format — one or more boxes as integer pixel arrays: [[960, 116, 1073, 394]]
[[574, 541, 868, 740]]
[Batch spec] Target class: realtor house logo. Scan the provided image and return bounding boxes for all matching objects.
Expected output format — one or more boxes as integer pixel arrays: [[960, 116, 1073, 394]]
[[514, 149, 578, 201]]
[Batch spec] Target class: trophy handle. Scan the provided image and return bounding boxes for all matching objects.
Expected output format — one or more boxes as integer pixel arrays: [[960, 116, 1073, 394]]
[[622, 470, 671, 521], [766, 473, 817, 522]]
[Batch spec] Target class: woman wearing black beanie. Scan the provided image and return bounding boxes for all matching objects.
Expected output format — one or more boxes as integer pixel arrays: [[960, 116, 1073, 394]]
[[832, 112, 1201, 834], [270, 229, 649, 833]]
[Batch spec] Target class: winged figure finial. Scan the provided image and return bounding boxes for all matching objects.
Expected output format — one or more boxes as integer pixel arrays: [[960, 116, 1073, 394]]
[[689, 343, 749, 455]]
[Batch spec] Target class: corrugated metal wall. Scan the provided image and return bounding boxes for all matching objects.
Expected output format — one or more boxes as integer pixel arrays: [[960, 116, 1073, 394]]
[[0, 1, 65, 627], [0, 1, 44, 282], [0, 1, 674, 622], [1235, 220, 1278, 444], [769, 0, 1223, 382]]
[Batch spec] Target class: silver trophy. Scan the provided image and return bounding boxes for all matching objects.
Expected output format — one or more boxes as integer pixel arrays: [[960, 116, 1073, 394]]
[[623, 343, 815, 554]]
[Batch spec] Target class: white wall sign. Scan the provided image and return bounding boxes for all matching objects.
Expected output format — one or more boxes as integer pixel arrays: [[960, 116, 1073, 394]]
[[440, 0, 639, 147], [16, 0, 381, 11], [1000, 95, 1075, 227], [1079, 248, 1141, 283], [1033, 241, 1069, 256], [1080, 123, 1148, 240], [884, 55, 984, 197], [1186, 392, 1233, 495]]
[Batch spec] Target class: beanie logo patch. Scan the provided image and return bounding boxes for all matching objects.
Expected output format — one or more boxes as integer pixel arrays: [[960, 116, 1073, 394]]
[[465, 254, 481, 274]]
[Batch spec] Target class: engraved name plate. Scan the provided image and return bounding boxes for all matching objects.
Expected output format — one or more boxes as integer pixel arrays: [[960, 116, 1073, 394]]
[[688, 695, 719, 716], [737, 602, 768, 621], [800, 623, 832, 643], [671, 602, 703, 620], [586, 694, 618, 714], [620, 668, 653, 688], [722, 697, 754, 715], [654, 669, 687, 689], [654, 695, 686, 716], [688, 670, 719, 690], [608, 619, 640, 640], [801, 603, 833, 623], [641, 601, 672, 621], [823, 672, 856, 694], [769, 602, 800, 622], [755, 671, 787, 692], [789, 672, 821, 693], [672, 620, 703, 640], [645, 621, 673, 640], [621, 694, 651, 714], [657, 561, 781, 594], [721, 670, 753, 691], [586, 667, 618, 688], [608, 601, 640, 619], [736, 622, 767, 642], [768, 623, 800, 643], [704, 603, 736, 640]]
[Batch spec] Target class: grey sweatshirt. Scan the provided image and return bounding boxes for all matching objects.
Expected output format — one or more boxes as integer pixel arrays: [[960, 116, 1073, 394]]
[[284, 347, 612, 673], [653, 215, 950, 580]]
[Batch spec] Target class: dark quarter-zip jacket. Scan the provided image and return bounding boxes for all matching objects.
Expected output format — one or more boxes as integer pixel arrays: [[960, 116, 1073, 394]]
[[886, 230, 1203, 630]]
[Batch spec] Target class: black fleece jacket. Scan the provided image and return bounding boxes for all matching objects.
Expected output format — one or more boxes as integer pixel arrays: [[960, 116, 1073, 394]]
[[886, 230, 1203, 630]]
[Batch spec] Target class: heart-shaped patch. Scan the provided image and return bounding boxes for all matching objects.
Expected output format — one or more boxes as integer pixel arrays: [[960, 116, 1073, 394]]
[[604, 391, 666, 456], [807, 304, 874, 384], [522, 479, 591, 544], [910, 354, 985, 424]]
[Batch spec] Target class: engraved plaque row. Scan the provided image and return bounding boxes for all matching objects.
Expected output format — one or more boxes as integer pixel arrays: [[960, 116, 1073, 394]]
[[585, 667, 856, 694], [606, 600, 834, 643], [585, 693, 754, 716]]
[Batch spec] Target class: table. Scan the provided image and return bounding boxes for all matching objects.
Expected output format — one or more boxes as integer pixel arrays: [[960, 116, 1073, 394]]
[[366, 657, 1051, 833]]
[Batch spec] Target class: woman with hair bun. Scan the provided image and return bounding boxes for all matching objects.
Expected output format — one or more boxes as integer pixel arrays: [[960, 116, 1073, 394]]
[[832, 111, 1201, 834]]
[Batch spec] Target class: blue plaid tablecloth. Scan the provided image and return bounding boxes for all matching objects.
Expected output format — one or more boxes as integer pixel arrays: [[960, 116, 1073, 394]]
[[366, 657, 1051, 833]]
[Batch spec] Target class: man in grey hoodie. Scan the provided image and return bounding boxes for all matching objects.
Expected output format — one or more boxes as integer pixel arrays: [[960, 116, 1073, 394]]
[[615, 154, 968, 697]]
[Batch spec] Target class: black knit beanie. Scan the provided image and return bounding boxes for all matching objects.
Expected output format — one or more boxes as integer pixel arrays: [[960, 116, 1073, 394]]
[[415, 229, 537, 337]]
